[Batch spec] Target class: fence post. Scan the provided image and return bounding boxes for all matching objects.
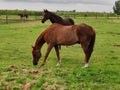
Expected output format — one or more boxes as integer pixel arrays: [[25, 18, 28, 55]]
[[73, 13, 76, 19], [84, 14, 87, 19], [6, 10, 8, 24], [24, 9, 26, 22], [35, 12, 37, 20], [95, 12, 97, 19], [107, 14, 109, 19], [117, 15, 119, 19]]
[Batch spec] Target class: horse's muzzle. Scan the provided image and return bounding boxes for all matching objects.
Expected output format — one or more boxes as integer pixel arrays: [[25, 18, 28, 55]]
[[33, 62, 38, 66], [41, 20, 44, 23]]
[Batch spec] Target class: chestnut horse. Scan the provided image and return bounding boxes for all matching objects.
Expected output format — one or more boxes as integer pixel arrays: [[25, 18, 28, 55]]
[[32, 23, 96, 68], [41, 9, 74, 25]]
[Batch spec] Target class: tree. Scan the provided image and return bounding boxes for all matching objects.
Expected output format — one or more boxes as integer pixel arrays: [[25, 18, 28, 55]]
[[113, 0, 120, 15]]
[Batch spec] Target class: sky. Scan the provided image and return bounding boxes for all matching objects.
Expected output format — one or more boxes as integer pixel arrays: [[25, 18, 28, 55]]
[[0, 0, 117, 12]]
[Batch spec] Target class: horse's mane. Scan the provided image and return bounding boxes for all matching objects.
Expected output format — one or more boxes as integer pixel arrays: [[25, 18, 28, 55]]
[[49, 12, 63, 22], [34, 31, 45, 48]]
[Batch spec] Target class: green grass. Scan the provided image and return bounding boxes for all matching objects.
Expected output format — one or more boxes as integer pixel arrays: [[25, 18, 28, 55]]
[[0, 18, 120, 90]]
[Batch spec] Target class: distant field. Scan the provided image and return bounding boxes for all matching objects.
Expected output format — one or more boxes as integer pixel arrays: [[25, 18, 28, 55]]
[[0, 13, 119, 24], [0, 15, 41, 24], [0, 18, 120, 90]]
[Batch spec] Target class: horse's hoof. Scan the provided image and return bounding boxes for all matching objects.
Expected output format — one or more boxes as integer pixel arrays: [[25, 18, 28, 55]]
[[56, 60, 61, 66], [82, 63, 89, 68], [56, 63, 60, 66]]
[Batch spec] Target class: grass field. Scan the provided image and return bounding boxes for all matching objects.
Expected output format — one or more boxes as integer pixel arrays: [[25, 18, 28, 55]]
[[0, 18, 120, 90]]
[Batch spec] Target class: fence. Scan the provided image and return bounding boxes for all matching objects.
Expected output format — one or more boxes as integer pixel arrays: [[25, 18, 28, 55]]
[[57, 11, 119, 19], [0, 10, 42, 24], [0, 10, 119, 24]]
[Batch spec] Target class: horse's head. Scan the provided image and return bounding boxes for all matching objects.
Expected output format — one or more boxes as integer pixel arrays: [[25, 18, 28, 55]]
[[32, 46, 41, 65], [41, 9, 51, 23]]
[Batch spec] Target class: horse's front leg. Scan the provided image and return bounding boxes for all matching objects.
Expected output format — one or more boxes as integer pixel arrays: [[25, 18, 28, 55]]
[[41, 44, 53, 67], [54, 45, 61, 66]]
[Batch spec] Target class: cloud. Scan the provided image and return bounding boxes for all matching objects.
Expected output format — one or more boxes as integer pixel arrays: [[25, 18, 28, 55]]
[[1, 0, 115, 12], [3, 0, 114, 5]]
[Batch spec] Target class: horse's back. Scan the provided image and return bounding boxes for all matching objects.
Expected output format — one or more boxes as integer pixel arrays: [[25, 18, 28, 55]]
[[77, 23, 95, 35], [44, 23, 78, 45], [63, 18, 74, 25], [44, 23, 74, 36], [45, 23, 95, 35]]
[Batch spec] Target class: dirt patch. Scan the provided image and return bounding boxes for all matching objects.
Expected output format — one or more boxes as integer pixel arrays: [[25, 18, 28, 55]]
[[44, 69, 52, 74], [3, 82, 10, 90], [29, 70, 39, 74], [9, 65, 17, 69], [21, 83, 31, 90], [1, 64, 55, 89], [46, 84, 57, 90], [113, 44, 120, 47], [22, 69, 41, 75], [9, 65, 18, 73]]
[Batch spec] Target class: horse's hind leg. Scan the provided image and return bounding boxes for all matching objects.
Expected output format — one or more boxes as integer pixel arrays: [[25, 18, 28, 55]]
[[81, 42, 93, 68], [54, 46, 61, 66]]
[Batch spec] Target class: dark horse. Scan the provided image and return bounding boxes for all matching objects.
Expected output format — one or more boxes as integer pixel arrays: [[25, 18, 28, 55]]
[[18, 13, 28, 19], [41, 9, 74, 25], [32, 23, 96, 68]]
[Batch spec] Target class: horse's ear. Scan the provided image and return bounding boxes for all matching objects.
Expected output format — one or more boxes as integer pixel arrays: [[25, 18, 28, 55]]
[[45, 9, 49, 12], [44, 9, 46, 12]]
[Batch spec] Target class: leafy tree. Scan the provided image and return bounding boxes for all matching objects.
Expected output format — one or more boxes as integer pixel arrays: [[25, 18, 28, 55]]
[[113, 0, 120, 15]]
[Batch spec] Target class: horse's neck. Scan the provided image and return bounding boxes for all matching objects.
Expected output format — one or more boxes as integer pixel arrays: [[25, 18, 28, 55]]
[[35, 33, 45, 50], [50, 14, 63, 24]]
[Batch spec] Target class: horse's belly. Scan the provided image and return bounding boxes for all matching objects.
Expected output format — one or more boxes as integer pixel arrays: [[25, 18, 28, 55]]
[[57, 33, 78, 45]]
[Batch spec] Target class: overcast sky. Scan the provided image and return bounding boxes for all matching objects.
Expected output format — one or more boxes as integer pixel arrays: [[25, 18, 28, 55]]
[[0, 0, 117, 12]]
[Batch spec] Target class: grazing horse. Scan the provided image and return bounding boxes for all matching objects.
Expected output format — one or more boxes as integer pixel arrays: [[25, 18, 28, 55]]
[[32, 23, 96, 68], [41, 9, 74, 25], [18, 13, 28, 20]]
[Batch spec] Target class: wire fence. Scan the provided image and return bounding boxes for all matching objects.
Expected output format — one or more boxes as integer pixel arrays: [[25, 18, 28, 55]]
[[0, 10, 120, 24], [0, 15, 42, 24], [0, 10, 42, 24]]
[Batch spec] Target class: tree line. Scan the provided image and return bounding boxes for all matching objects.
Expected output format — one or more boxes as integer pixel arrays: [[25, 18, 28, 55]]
[[113, 0, 120, 15], [0, 9, 118, 18], [0, 0, 120, 17], [0, 9, 43, 16]]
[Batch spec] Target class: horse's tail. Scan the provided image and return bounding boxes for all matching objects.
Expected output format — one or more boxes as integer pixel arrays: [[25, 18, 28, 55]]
[[88, 29, 96, 54]]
